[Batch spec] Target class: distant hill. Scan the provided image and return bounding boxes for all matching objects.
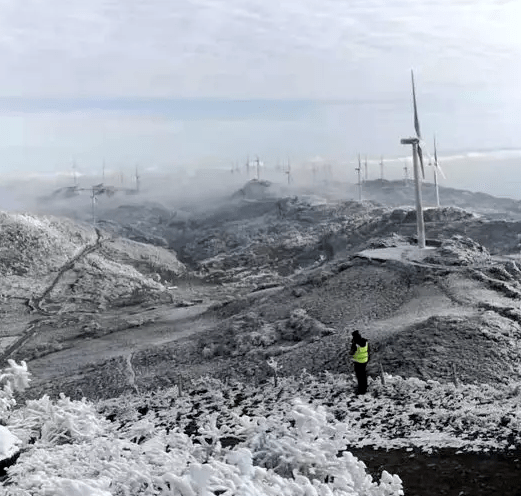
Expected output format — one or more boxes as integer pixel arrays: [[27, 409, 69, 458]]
[[355, 179, 521, 217]]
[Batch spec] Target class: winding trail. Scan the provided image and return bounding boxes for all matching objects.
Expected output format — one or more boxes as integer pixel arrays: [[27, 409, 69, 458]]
[[1, 228, 106, 364], [28, 228, 105, 314], [125, 352, 139, 394], [0, 322, 39, 364], [27, 302, 214, 384]]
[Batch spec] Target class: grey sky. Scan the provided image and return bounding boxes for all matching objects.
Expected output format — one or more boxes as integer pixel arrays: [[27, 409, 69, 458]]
[[0, 0, 520, 184]]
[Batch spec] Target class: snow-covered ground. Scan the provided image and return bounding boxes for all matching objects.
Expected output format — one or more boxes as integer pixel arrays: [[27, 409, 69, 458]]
[[2, 361, 520, 495], [3, 187, 521, 494]]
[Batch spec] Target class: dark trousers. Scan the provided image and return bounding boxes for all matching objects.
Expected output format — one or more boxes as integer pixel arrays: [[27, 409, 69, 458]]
[[354, 362, 368, 394]]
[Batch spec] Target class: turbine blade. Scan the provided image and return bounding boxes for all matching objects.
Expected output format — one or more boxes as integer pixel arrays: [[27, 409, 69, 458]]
[[411, 70, 421, 139], [419, 138, 433, 163], [418, 145, 425, 179], [433, 134, 446, 178], [436, 162, 447, 180]]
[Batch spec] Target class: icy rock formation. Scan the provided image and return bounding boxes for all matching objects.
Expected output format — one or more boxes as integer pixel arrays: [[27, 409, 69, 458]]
[[425, 235, 490, 266]]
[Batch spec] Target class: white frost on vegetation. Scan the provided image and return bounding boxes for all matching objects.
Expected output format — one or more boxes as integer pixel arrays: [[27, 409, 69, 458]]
[[0, 425, 20, 460], [4, 372, 406, 495], [0, 360, 31, 460], [4, 368, 521, 494]]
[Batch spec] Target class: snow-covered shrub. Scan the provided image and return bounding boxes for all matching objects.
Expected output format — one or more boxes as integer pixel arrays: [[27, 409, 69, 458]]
[[3, 370, 406, 496], [241, 398, 404, 495], [259, 323, 277, 346], [282, 308, 333, 341], [11, 368, 521, 494], [7, 436, 170, 495], [0, 359, 31, 412], [202, 344, 218, 359], [0, 359, 31, 460], [8, 394, 109, 446], [202, 312, 281, 359]]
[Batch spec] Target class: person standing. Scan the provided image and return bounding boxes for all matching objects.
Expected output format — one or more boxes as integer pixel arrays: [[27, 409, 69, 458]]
[[350, 330, 369, 395]]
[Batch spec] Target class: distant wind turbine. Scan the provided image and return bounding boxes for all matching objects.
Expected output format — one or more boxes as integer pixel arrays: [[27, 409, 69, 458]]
[[400, 70, 429, 249], [284, 158, 291, 184], [355, 154, 363, 201], [72, 160, 78, 186], [135, 165, 140, 193], [430, 135, 446, 208], [79, 184, 115, 225], [255, 156, 261, 180], [364, 155, 368, 182], [380, 156, 384, 182]]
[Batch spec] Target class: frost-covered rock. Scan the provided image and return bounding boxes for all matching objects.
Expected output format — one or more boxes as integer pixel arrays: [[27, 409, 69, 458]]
[[0, 425, 21, 460], [424, 235, 490, 266]]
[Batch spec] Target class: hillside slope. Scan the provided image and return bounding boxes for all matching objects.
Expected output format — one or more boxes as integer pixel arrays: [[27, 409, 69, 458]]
[[4, 184, 521, 401], [0, 211, 186, 369]]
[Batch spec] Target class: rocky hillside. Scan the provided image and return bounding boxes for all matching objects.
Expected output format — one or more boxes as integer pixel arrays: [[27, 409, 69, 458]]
[[0, 211, 187, 372], [3, 179, 521, 496], [3, 179, 521, 403]]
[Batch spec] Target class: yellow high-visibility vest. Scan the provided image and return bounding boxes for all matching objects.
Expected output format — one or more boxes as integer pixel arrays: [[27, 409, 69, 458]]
[[353, 343, 369, 363]]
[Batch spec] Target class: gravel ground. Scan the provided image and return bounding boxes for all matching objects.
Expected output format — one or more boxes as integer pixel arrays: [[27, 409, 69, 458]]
[[350, 447, 521, 496]]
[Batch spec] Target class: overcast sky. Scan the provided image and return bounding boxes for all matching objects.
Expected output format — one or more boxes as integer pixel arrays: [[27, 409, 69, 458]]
[[0, 0, 520, 182]]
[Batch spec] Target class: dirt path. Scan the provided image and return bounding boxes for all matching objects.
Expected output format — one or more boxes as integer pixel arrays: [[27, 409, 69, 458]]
[[27, 303, 214, 382], [364, 281, 478, 343], [1, 229, 108, 365], [28, 228, 105, 314]]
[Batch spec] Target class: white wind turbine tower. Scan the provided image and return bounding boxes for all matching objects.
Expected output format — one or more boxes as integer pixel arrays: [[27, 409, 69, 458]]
[[430, 135, 446, 207], [400, 70, 429, 249], [245, 155, 250, 178], [284, 158, 291, 184], [255, 156, 262, 180], [355, 154, 363, 201], [380, 156, 384, 181], [72, 160, 78, 186], [134, 165, 141, 193]]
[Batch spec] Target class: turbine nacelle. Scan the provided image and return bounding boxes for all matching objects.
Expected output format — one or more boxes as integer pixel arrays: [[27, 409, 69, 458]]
[[400, 138, 419, 145]]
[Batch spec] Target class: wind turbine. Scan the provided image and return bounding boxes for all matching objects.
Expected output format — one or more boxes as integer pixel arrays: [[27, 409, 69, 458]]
[[380, 156, 384, 182], [255, 156, 261, 180], [400, 70, 428, 249], [355, 154, 362, 201], [284, 158, 291, 184], [430, 135, 446, 208], [78, 183, 115, 225], [134, 165, 140, 193], [364, 155, 368, 182], [72, 160, 78, 186]]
